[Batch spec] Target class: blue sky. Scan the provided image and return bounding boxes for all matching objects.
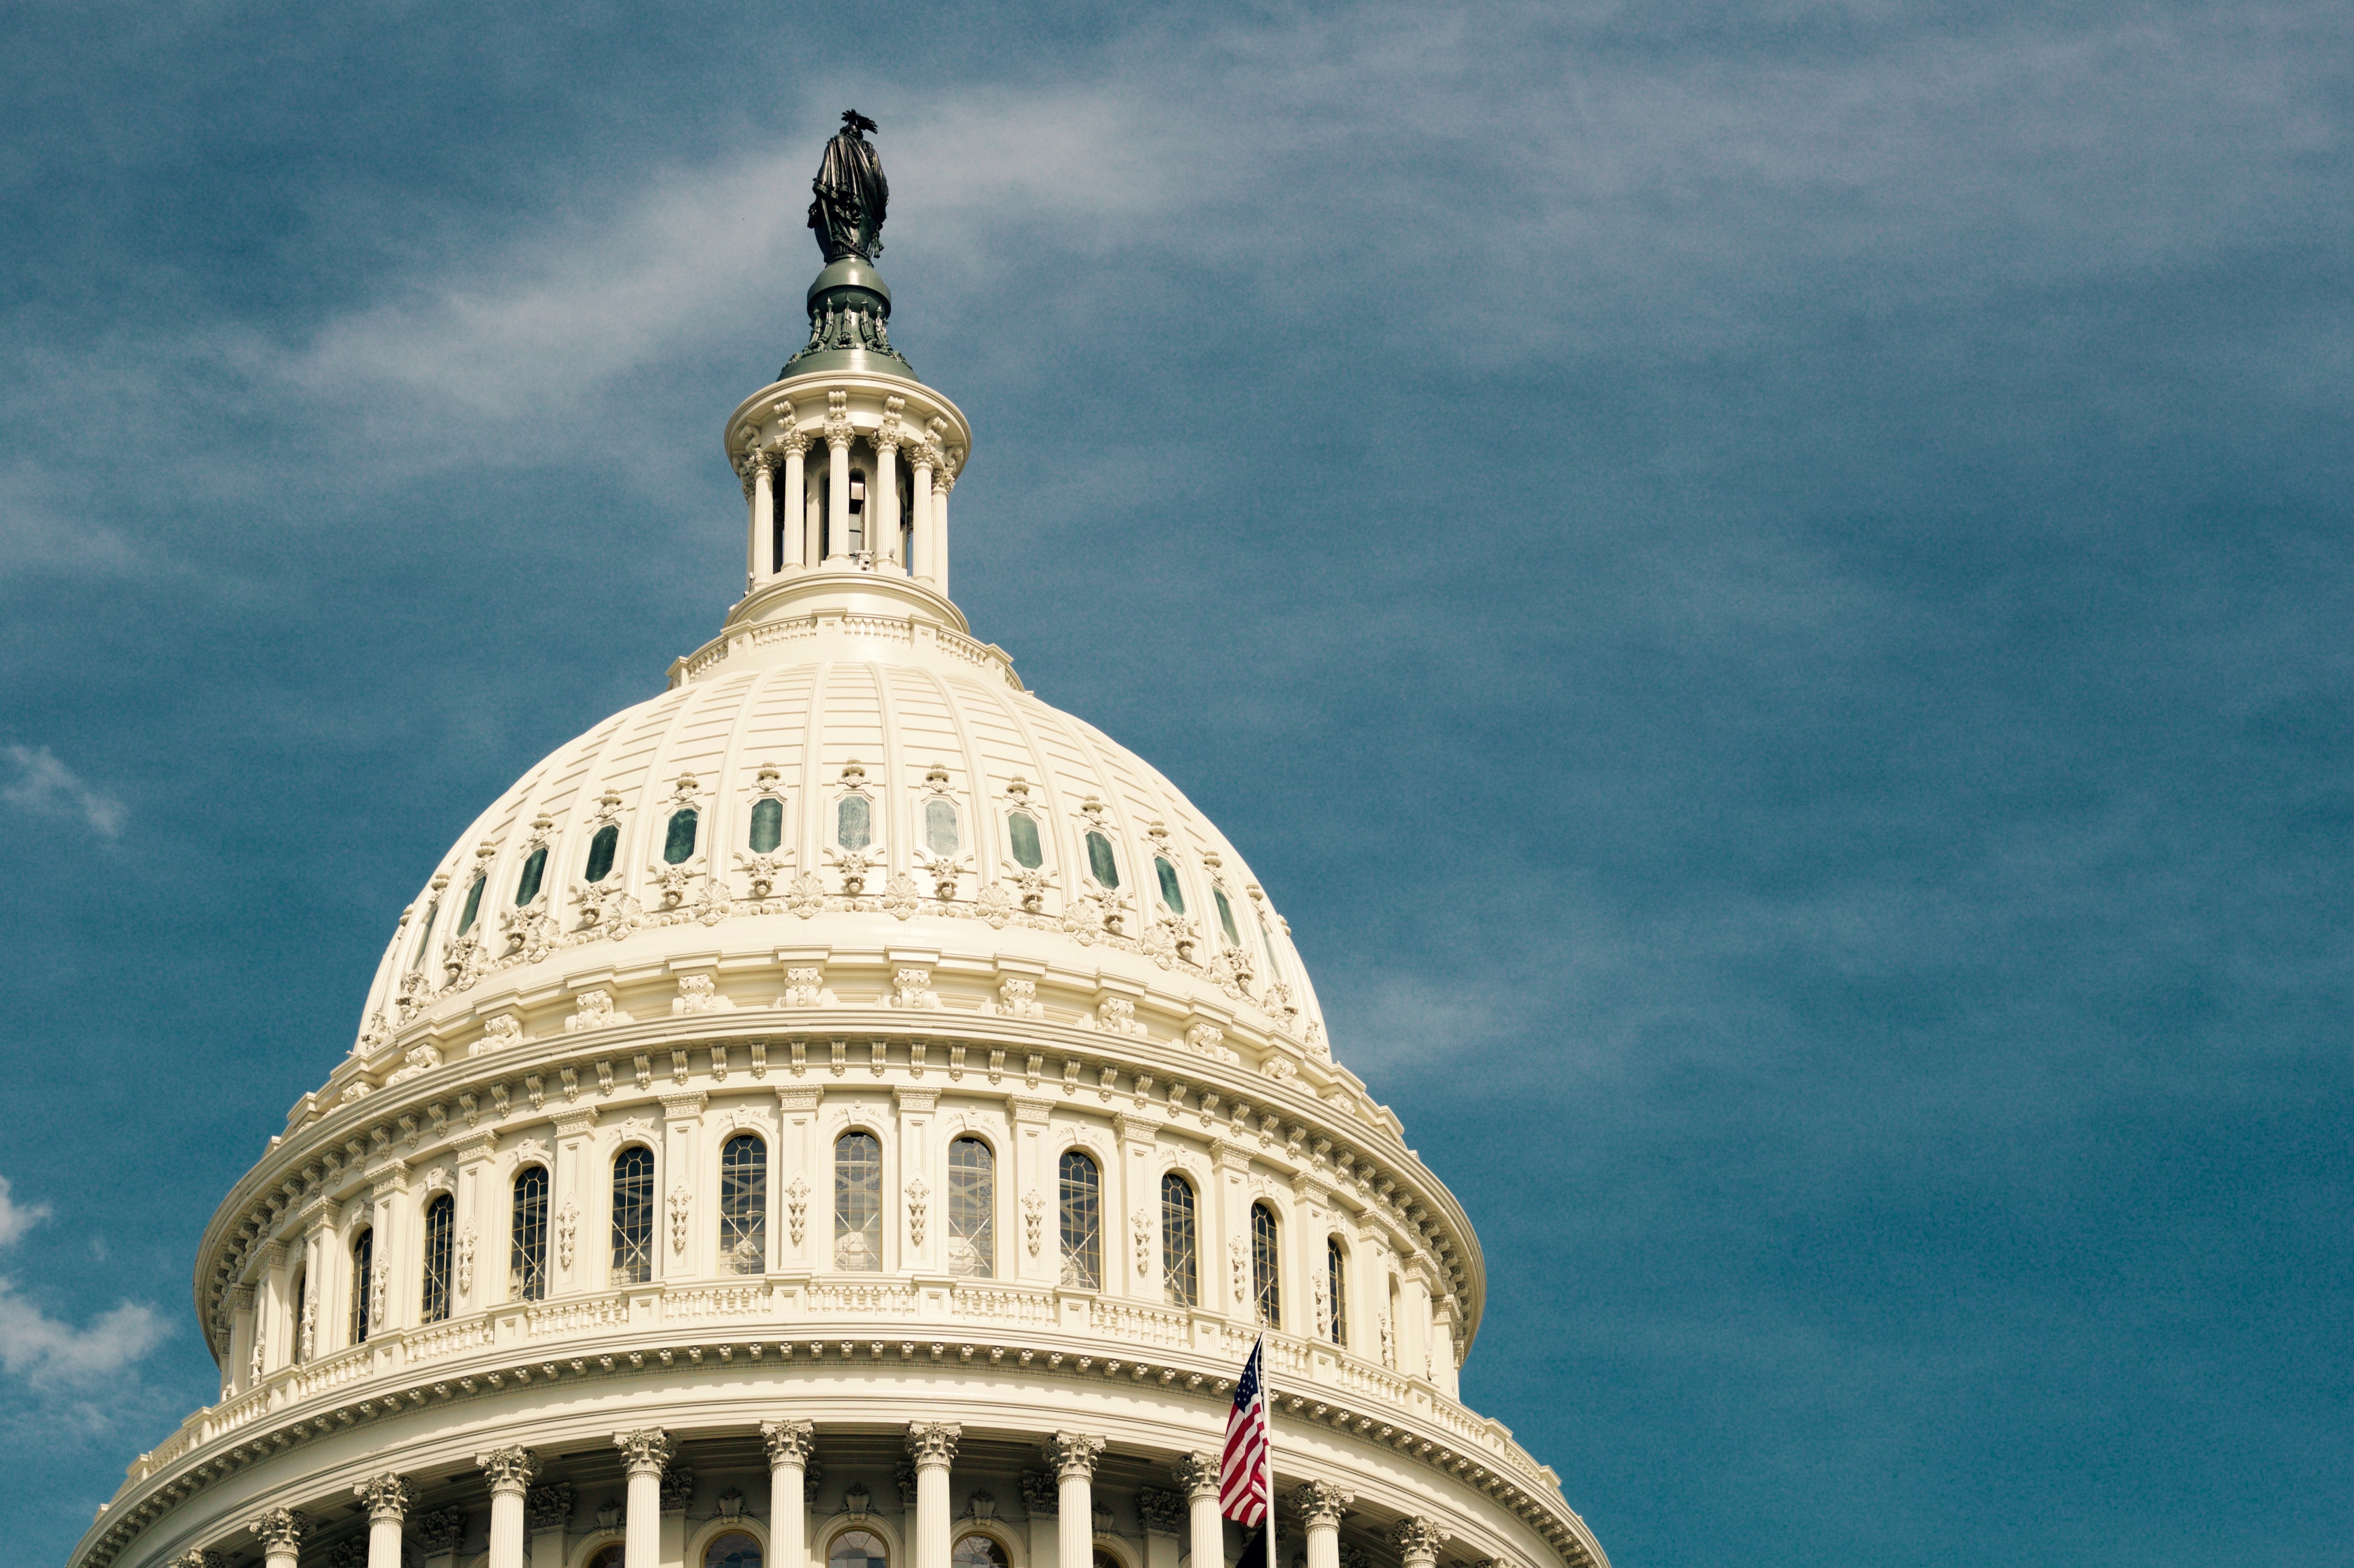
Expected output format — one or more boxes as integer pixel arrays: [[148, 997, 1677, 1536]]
[[1, 2, 2349, 1564]]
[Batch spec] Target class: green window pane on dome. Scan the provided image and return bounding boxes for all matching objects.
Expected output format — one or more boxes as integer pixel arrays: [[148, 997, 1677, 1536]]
[[514, 847, 548, 905], [1085, 831, 1119, 889], [925, 798, 959, 856], [749, 797, 784, 854], [1007, 812, 1042, 868], [1214, 886, 1239, 945], [458, 874, 486, 934], [584, 824, 619, 882], [1154, 857, 1184, 913], [837, 795, 871, 850], [663, 808, 699, 865], [411, 901, 438, 970]]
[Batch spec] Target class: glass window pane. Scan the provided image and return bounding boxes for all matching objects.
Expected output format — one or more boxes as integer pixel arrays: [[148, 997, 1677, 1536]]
[[830, 1532, 888, 1568], [720, 1134, 767, 1273], [947, 1137, 994, 1278], [837, 795, 872, 851], [410, 901, 438, 971], [1259, 918, 1284, 982], [952, 1537, 1008, 1568], [1085, 831, 1119, 889], [1251, 1202, 1281, 1329], [420, 1194, 455, 1325], [458, 873, 486, 934], [1214, 887, 1239, 945], [663, 808, 699, 865], [1153, 857, 1185, 913], [834, 1132, 883, 1270], [349, 1229, 373, 1345], [1059, 1150, 1101, 1290], [925, 798, 959, 856], [584, 824, 619, 882], [514, 847, 548, 905], [611, 1146, 655, 1285], [706, 1534, 764, 1568], [510, 1167, 549, 1301], [1008, 812, 1043, 869], [1161, 1173, 1198, 1309], [749, 797, 784, 854], [1327, 1238, 1347, 1347]]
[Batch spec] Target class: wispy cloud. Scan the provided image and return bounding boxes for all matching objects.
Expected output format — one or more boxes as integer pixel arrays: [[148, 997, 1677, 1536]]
[[0, 746, 123, 839], [0, 1179, 167, 1390], [0, 1180, 48, 1250]]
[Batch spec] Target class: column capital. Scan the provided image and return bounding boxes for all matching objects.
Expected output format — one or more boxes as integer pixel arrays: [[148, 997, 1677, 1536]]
[[355, 1473, 417, 1522], [1136, 1487, 1185, 1538], [613, 1428, 674, 1476], [761, 1418, 816, 1468], [169, 1552, 230, 1568], [1285, 1482, 1353, 1530], [476, 1446, 542, 1495], [906, 1421, 961, 1469], [1171, 1452, 1221, 1501], [1043, 1431, 1106, 1481], [247, 1509, 310, 1553], [1390, 1518, 1449, 1566]]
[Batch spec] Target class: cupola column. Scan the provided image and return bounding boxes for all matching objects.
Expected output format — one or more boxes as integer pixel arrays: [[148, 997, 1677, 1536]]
[[477, 1447, 540, 1568], [614, 1429, 674, 1568], [761, 1420, 815, 1568], [779, 432, 810, 574], [1046, 1432, 1106, 1568], [932, 468, 953, 597], [908, 1423, 961, 1568], [1287, 1483, 1352, 1568], [1172, 1455, 1224, 1568], [824, 395, 854, 563], [356, 1474, 416, 1568], [747, 452, 775, 589], [874, 417, 903, 569], [907, 447, 934, 581]]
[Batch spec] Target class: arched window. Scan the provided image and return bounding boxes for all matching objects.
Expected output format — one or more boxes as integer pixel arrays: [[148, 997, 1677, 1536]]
[[1161, 1172, 1198, 1308], [706, 1532, 763, 1568], [1326, 1237, 1347, 1347], [585, 1546, 625, 1568], [924, 798, 959, 856], [837, 795, 872, 850], [830, 1531, 887, 1568], [720, 1133, 767, 1273], [514, 846, 549, 905], [749, 797, 784, 854], [349, 1228, 373, 1344], [1250, 1202, 1281, 1328], [1084, 831, 1120, 889], [1213, 886, 1240, 946], [834, 1132, 882, 1270], [1153, 857, 1185, 913], [946, 1136, 994, 1277], [410, 900, 439, 972], [420, 1193, 455, 1324], [1059, 1149, 1101, 1290], [663, 808, 699, 865], [584, 824, 620, 882], [1093, 1552, 1124, 1568], [952, 1536, 1007, 1568], [457, 873, 487, 935], [612, 1146, 655, 1285], [511, 1166, 549, 1301], [1007, 812, 1043, 869]]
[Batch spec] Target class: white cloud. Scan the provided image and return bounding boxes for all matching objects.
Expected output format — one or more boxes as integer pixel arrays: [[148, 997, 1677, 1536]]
[[0, 1179, 167, 1389], [0, 745, 124, 839], [0, 1179, 49, 1249]]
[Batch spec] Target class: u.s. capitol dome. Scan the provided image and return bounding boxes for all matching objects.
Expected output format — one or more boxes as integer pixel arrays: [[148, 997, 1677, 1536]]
[[77, 115, 1610, 1568]]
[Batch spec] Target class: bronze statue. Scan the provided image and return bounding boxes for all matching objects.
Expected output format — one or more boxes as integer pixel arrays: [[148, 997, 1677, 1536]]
[[808, 109, 888, 263]]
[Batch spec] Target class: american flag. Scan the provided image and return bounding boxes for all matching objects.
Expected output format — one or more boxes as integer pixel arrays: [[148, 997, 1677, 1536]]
[[1219, 1335, 1272, 1527]]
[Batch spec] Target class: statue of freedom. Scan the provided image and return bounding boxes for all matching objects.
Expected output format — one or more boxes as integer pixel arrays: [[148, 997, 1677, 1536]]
[[808, 109, 888, 263]]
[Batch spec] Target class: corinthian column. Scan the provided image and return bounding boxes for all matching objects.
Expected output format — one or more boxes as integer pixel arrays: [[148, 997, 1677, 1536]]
[[478, 1448, 540, 1568], [747, 451, 775, 590], [779, 429, 810, 572], [1287, 1484, 1352, 1568], [356, 1474, 417, 1568], [907, 1423, 961, 1568], [931, 466, 954, 597], [614, 1428, 674, 1568], [824, 394, 853, 562], [1172, 1454, 1222, 1568], [1045, 1433, 1105, 1568], [761, 1420, 815, 1568], [1390, 1518, 1448, 1568], [872, 416, 903, 570], [247, 1509, 309, 1568]]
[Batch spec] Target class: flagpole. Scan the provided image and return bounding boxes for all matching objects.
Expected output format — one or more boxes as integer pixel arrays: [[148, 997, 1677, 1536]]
[[1261, 1331, 1275, 1568]]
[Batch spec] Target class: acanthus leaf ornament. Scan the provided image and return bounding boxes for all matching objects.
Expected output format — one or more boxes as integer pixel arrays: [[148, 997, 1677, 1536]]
[[247, 1509, 310, 1554], [668, 1184, 693, 1254], [787, 1177, 811, 1246], [557, 1199, 578, 1271], [1023, 1188, 1045, 1257], [1132, 1209, 1153, 1276], [906, 1176, 930, 1248], [761, 1418, 816, 1467]]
